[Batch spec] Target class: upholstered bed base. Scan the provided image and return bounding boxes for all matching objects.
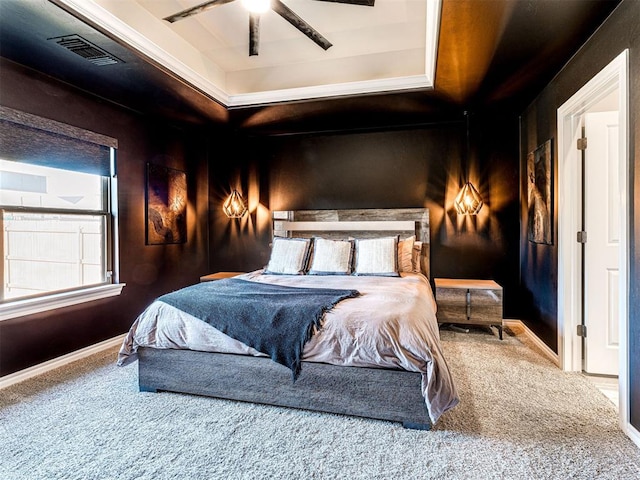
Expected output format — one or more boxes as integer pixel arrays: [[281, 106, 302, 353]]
[[138, 347, 432, 430]]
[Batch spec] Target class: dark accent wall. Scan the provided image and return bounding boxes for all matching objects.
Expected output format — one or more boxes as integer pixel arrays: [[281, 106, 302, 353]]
[[207, 132, 272, 274], [0, 59, 211, 376], [519, 0, 639, 428], [209, 114, 521, 318]]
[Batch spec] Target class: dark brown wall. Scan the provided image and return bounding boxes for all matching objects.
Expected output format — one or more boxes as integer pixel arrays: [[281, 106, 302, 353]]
[[519, 0, 639, 428], [209, 115, 521, 317], [0, 59, 211, 376]]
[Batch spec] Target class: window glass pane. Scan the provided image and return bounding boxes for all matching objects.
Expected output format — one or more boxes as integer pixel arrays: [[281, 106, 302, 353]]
[[1, 212, 106, 301], [0, 159, 103, 210]]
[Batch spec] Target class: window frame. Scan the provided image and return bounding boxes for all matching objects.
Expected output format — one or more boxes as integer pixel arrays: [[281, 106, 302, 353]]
[[0, 107, 124, 321]]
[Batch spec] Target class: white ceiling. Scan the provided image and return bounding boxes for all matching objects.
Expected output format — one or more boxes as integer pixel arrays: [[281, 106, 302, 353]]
[[57, 0, 441, 108]]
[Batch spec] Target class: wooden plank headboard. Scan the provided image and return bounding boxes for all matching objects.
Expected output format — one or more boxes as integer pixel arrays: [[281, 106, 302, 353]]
[[272, 208, 430, 279]]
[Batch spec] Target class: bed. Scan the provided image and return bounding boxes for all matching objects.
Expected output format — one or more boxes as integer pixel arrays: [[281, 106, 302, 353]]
[[118, 208, 459, 429]]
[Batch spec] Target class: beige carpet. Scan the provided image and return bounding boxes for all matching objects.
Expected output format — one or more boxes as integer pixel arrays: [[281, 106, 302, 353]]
[[1, 326, 638, 479]]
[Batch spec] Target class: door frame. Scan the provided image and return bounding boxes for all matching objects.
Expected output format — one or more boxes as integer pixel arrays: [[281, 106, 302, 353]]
[[557, 50, 631, 434]]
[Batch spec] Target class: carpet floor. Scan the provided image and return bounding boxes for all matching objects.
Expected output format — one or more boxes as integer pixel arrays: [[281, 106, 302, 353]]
[[1, 326, 638, 479]]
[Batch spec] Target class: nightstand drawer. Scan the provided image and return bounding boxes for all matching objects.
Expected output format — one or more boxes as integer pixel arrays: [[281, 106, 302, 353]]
[[435, 287, 469, 323], [468, 288, 502, 323]]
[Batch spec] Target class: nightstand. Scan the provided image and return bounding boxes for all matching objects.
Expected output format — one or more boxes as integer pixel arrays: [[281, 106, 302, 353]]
[[200, 272, 245, 282], [434, 278, 504, 339]]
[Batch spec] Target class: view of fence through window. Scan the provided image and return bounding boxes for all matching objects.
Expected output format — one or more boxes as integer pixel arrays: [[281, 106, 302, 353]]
[[0, 160, 107, 301]]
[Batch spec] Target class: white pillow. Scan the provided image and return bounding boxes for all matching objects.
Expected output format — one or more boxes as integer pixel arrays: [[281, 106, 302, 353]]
[[397, 235, 415, 273], [307, 238, 354, 275], [354, 236, 399, 276], [264, 237, 311, 275]]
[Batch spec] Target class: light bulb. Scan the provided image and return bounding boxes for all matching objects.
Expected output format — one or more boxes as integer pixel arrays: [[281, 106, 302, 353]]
[[242, 0, 270, 14], [454, 182, 483, 215]]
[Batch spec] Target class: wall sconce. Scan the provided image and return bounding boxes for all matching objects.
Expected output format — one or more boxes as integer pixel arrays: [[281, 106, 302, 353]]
[[455, 111, 483, 215], [454, 181, 483, 215], [223, 189, 248, 218]]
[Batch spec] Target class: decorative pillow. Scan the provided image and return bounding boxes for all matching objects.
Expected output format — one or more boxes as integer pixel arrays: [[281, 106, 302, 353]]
[[264, 237, 311, 275], [397, 235, 415, 273], [412, 241, 423, 274], [354, 236, 400, 276], [307, 237, 354, 275]]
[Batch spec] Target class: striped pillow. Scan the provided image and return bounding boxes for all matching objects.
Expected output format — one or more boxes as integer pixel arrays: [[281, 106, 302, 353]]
[[307, 238, 354, 275], [264, 237, 311, 275], [354, 236, 400, 276]]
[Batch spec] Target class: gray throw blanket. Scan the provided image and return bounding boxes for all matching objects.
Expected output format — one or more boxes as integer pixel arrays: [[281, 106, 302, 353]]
[[157, 278, 360, 380]]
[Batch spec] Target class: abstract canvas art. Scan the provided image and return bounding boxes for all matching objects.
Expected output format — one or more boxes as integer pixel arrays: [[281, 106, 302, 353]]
[[527, 140, 553, 244], [146, 163, 187, 245]]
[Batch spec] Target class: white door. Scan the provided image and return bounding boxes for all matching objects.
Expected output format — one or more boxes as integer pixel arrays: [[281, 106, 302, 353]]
[[583, 111, 619, 376]]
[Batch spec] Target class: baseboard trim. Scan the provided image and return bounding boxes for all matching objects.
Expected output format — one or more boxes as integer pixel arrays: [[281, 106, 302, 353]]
[[0, 334, 125, 389], [504, 319, 560, 367], [623, 422, 640, 449]]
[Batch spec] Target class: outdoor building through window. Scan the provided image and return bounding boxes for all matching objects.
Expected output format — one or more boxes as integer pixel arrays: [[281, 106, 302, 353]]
[[0, 160, 109, 300], [0, 106, 123, 319]]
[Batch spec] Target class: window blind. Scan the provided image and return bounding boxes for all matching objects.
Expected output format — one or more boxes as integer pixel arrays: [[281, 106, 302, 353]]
[[0, 106, 117, 176]]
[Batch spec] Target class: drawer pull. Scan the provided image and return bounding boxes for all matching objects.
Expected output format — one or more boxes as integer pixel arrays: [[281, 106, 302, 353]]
[[466, 289, 471, 319]]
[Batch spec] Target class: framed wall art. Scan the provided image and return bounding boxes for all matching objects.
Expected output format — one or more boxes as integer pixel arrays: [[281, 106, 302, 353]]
[[145, 163, 187, 245], [527, 139, 553, 244]]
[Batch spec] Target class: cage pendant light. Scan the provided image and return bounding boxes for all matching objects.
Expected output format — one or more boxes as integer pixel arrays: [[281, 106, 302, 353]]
[[454, 181, 483, 215], [223, 189, 248, 218], [455, 111, 483, 215]]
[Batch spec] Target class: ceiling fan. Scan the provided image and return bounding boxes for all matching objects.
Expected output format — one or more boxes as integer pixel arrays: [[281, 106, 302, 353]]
[[163, 0, 375, 56]]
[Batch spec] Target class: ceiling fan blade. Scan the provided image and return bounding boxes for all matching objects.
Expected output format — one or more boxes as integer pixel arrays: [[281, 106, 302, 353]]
[[249, 13, 260, 56], [271, 0, 333, 51], [313, 0, 375, 5], [163, 0, 236, 23]]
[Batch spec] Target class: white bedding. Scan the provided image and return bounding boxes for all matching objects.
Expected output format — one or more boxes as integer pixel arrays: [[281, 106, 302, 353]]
[[118, 270, 459, 423]]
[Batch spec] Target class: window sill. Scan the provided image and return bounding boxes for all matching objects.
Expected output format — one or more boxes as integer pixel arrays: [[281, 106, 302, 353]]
[[0, 283, 126, 321]]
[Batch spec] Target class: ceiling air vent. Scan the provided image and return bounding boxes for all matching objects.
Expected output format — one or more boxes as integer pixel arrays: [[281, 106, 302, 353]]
[[49, 35, 123, 66]]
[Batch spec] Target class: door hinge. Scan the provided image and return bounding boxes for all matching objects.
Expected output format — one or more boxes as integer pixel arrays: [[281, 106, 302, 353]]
[[577, 324, 587, 337], [577, 231, 588, 243], [577, 137, 588, 150]]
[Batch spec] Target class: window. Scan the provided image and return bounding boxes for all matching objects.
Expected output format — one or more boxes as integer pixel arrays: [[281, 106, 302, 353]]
[[1, 161, 110, 300], [0, 106, 123, 320]]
